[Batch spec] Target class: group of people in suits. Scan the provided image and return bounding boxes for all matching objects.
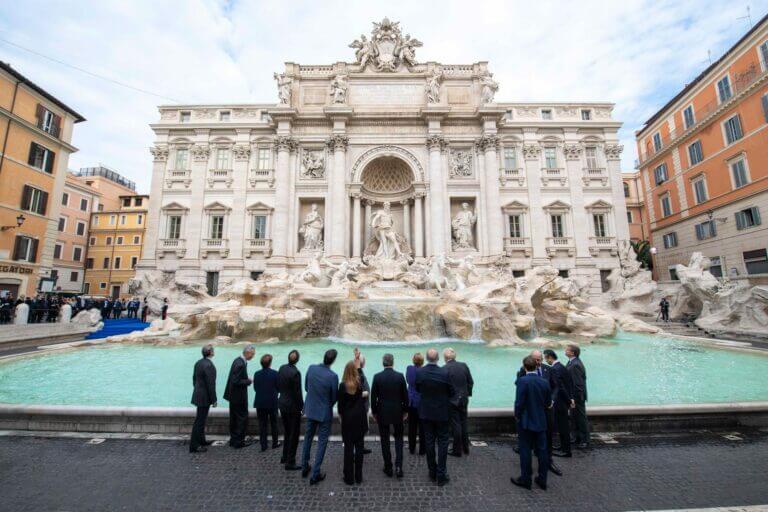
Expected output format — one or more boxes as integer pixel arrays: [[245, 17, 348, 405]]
[[511, 344, 590, 491]]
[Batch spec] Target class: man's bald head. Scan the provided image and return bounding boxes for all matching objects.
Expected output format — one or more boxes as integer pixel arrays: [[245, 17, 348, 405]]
[[530, 349, 542, 367], [426, 348, 439, 363]]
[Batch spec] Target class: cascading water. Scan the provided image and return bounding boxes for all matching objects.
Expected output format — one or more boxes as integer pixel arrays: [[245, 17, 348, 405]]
[[470, 317, 482, 341]]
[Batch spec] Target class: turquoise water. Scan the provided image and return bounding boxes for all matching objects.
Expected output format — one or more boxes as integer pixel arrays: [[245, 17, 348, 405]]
[[0, 332, 766, 407]]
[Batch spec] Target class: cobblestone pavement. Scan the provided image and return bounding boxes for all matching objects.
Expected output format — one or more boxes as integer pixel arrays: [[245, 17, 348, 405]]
[[1, 430, 767, 512]]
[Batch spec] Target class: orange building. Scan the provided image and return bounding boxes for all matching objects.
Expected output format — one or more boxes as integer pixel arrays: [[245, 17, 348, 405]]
[[635, 15, 768, 281], [622, 172, 647, 242], [0, 61, 84, 298]]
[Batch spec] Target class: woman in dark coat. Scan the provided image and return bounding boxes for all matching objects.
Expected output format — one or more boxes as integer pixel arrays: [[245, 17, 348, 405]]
[[337, 360, 368, 485]]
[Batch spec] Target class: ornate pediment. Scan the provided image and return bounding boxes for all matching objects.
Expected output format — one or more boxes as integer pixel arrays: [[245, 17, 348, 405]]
[[502, 200, 528, 212], [585, 199, 613, 211], [246, 201, 274, 212], [543, 200, 571, 211], [349, 18, 422, 72], [161, 201, 189, 211], [203, 201, 231, 212]]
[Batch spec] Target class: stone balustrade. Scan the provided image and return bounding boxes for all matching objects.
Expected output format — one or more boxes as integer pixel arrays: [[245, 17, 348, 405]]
[[248, 168, 275, 188], [206, 169, 233, 188], [157, 238, 186, 258], [244, 238, 272, 258]]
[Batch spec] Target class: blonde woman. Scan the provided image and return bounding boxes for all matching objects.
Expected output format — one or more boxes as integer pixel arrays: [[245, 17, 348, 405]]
[[338, 360, 368, 485]]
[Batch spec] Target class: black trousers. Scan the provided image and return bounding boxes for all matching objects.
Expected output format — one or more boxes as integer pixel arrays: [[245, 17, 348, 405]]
[[280, 408, 301, 465], [422, 419, 450, 480], [554, 400, 571, 454], [407, 406, 425, 454], [257, 407, 279, 449], [190, 405, 210, 451], [343, 438, 364, 483], [571, 399, 590, 445], [449, 402, 469, 454], [518, 428, 548, 486], [661, 308, 670, 321], [379, 422, 404, 470], [228, 401, 248, 447]]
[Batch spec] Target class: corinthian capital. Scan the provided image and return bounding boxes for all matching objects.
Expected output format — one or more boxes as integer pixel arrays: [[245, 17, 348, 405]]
[[425, 135, 448, 151], [191, 144, 211, 161], [232, 144, 251, 161], [522, 144, 541, 160], [150, 145, 169, 162], [326, 134, 349, 151], [604, 144, 624, 161], [563, 143, 582, 160], [476, 135, 499, 152], [275, 136, 297, 152]]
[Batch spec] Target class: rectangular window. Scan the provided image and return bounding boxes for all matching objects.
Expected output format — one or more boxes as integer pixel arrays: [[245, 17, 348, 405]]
[[36, 105, 60, 137], [652, 132, 662, 151], [512, 270, 525, 278], [72, 247, 82, 262], [179, 111, 191, 123], [509, 215, 522, 238], [167, 216, 182, 239], [544, 147, 557, 168], [83, 282, 90, 293], [663, 232, 677, 249], [133, 235, 140, 244], [669, 267, 679, 281], [210, 215, 224, 239], [503, 148, 517, 169], [109, 215, 116, 225], [137, 214, 143, 225], [580, 109, 591, 120], [551, 214, 564, 238], [735, 207, 761, 230], [654, 163, 668, 185], [600, 269, 611, 293], [660, 194, 672, 217], [744, 248, 768, 275], [219, 110, 230, 121], [21, 185, 48, 215], [114, 257, 121, 269], [206, 271, 219, 296], [250, 271, 264, 281], [123, 198, 131, 207], [53, 244, 62, 259], [62, 192, 69, 206], [695, 220, 717, 240], [131, 256, 138, 269], [257, 148, 270, 170], [724, 115, 743, 144], [252, 215, 267, 239], [27, 142, 55, 173], [58, 217, 66, 232], [593, 214, 607, 237], [80, 198, 88, 211], [12, 236, 37, 262], [585, 147, 598, 169], [76, 221, 86, 236], [763, 94, 768, 123], [106, 236, 112, 245], [541, 109, 552, 120], [89, 237, 95, 246], [70, 271, 78, 282], [688, 140, 703, 165], [50, 269, 58, 282], [134, 197, 143, 207], [683, 105, 695, 129], [215, 148, 230, 169], [93, 216, 99, 226], [709, 256, 723, 278], [626, 210, 632, 223], [120, 215, 126, 225], [692, 176, 708, 204], [558, 270, 569, 278], [86, 258, 94, 269], [717, 76, 732, 102], [116, 236, 123, 245], [731, 159, 749, 188], [175, 148, 189, 169], [102, 257, 109, 269]]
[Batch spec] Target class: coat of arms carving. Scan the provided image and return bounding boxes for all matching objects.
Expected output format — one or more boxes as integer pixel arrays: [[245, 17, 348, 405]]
[[349, 18, 422, 72]]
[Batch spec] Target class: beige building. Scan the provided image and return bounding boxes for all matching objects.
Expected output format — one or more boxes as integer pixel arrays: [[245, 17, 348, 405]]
[[622, 172, 647, 242]]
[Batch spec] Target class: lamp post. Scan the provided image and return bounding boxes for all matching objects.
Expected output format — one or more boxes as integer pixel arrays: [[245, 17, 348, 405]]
[[1, 214, 25, 231], [650, 246, 658, 281]]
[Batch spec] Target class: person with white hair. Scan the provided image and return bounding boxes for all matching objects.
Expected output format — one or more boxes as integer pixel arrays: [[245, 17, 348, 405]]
[[415, 348, 454, 486], [224, 344, 255, 448], [443, 347, 474, 457]]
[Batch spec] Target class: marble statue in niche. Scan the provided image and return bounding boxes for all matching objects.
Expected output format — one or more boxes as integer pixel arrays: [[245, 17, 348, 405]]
[[452, 202, 477, 250], [274, 72, 292, 105], [329, 74, 348, 104], [299, 204, 324, 251], [480, 73, 499, 103], [425, 71, 442, 104]]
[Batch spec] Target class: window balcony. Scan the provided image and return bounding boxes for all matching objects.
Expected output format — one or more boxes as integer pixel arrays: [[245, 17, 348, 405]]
[[504, 236, 531, 256], [207, 169, 233, 188], [589, 236, 618, 256], [244, 238, 272, 258], [541, 168, 567, 187], [545, 236, 574, 257], [582, 167, 609, 187], [165, 169, 192, 189], [201, 238, 229, 258], [499, 167, 525, 187], [249, 168, 275, 188], [157, 238, 186, 258]]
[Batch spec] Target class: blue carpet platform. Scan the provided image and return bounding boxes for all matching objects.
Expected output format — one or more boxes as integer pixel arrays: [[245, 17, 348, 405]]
[[85, 318, 150, 340]]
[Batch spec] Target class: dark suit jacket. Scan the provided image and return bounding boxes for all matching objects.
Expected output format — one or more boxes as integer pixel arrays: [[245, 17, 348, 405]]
[[253, 367, 279, 410], [566, 357, 588, 402], [517, 364, 556, 404], [223, 356, 250, 406], [191, 357, 217, 407], [304, 364, 338, 422], [277, 363, 303, 414], [338, 384, 368, 442], [371, 367, 409, 425], [515, 373, 550, 432], [549, 361, 574, 405], [444, 359, 474, 408], [415, 363, 454, 422]]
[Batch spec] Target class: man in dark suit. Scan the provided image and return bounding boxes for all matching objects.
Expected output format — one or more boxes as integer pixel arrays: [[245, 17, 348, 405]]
[[511, 355, 550, 491], [566, 343, 590, 449], [543, 349, 574, 459], [301, 349, 339, 485], [224, 345, 255, 448], [415, 348, 454, 486], [277, 349, 304, 470], [253, 353, 281, 452], [371, 353, 409, 478], [443, 347, 474, 457], [190, 344, 217, 453]]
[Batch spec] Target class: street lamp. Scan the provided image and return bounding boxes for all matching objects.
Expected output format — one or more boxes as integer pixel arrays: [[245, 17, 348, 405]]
[[650, 246, 658, 281], [1, 214, 25, 231]]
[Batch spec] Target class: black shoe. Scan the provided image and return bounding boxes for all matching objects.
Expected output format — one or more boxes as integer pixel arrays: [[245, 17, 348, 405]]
[[429, 471, 436, 481], [302, 465, 311, 478], [201, 440, 214, 446], [309, 472, 325, 485], [552, 450, 572, 458], [534, 476, 548, 490], [396, 467, 403, 479], [355, 477, 363, 484], [576, 442, 590, 450], [510, 477, 532, 490], [280, 457, 286, 464], [463, 448, 469, 455], [549, 462, 562, 476], [419, 450, 426, 456], [383, 466, 393, 477], [261, 446, 268, 452], [344, 478, 354, 485], [285, 464, 302, 471], [448, 451, 462, 458], [273, 441, 283, 449], [437, 475, 450, 487], [189, 446, 207, 453], [362, 448, 372, 455], [512, 446, 520, 454]]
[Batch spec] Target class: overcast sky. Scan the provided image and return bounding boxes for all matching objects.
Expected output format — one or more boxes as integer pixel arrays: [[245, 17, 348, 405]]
[[1, 0, 765, 193]]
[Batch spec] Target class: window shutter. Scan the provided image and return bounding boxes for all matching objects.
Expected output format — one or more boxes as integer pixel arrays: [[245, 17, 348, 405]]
[[20, 185, 31, 210], [39, 191, 48, 215], [29, 238, 38, 263], [752, 207, 762, 226], [695, 224, 703, 240], [27, 143, 38, 166], [735, 211, 745, 230], [710, 221, 716, 237], [45, 150, 55, 174], [763, 95, 768, 123], [35, 104, 44, 128], [12, 236, 22, 260], [51, 114, 61, 138]]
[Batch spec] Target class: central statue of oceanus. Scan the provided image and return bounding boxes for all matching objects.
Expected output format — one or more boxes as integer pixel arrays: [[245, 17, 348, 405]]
[[363, 201, 412, 266]]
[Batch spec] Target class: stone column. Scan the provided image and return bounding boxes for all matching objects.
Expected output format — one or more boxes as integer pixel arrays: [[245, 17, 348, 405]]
[[402, 198, 411, 245], [414, 194, 424, 258], [352, 193, 362, 258], [140, 145, 170, 267], [564, 142, 590, 258], [605, 144, 630, 242], [270, 136, 295, 261], [326, 135, 349, 259], [426, 135, 447, 255], [523, 143, 548, 263], [364, 200, 372, 249], [481, 135, 504, 257]]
